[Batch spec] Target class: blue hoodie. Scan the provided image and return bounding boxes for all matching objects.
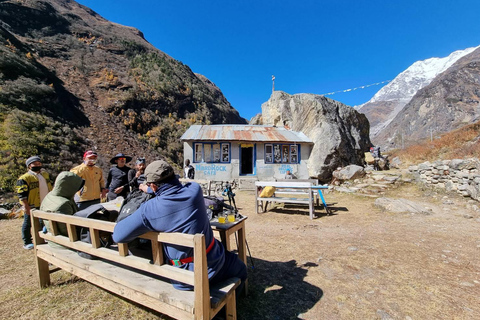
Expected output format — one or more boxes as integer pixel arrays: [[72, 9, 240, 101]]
[[112, 178, 225, 288]]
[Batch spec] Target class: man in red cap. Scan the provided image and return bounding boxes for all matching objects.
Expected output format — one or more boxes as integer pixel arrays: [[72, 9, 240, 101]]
[[70, 150, 108, 210]]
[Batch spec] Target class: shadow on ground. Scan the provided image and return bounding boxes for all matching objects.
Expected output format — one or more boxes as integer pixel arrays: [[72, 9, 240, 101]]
[[238, 258, 323, 320], [265, 202, 348, 218]]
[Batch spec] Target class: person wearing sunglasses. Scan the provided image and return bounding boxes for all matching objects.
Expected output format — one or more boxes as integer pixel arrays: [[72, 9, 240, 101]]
[[106, 153, 132, 201]]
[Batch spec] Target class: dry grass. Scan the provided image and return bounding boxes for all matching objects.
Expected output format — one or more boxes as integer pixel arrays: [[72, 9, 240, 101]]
[[1, 184, 480, 319], [390, 121, 480, 165]]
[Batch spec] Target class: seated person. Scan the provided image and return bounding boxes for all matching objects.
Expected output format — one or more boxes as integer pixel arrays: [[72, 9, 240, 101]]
[[285, 170, 296, 179], [128, 157, 147, 190], [40, 171, 84, 247], [112, 160, 247, 294]]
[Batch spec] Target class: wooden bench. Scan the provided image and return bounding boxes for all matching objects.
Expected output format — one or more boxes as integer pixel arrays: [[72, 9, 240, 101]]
[[255, 181, 330, 219], [30, 210, 240, 320]]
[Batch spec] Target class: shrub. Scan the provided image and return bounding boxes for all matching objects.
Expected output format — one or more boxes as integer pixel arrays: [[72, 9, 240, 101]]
[[0, 109, 85, 191]]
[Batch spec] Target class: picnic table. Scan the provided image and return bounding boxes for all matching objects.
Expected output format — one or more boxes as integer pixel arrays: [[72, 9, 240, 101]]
[[255, 181, 330, 219]]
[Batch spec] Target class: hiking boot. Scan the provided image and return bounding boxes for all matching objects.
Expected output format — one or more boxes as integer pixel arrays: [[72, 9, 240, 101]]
[[23, 244, 34, 250]]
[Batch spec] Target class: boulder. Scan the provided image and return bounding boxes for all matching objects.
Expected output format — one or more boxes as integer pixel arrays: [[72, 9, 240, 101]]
[[332, 165, 365, 181], [256, 91, 371, 182], [390, 156, 402, 169]]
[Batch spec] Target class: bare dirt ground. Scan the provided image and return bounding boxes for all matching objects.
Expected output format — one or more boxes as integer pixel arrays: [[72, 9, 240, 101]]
[[1, 181, 479, 319]]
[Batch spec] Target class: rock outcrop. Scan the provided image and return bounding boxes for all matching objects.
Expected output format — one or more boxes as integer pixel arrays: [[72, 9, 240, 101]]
[[251, 91, 371, 182]]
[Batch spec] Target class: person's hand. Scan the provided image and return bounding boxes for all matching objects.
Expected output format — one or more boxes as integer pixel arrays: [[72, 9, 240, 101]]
[[22, 201, 31, 215], [101, 188, 108, 198], [139, 183, 148, 193], [136, 171, 141, 178], [114, 186, 124, 194]]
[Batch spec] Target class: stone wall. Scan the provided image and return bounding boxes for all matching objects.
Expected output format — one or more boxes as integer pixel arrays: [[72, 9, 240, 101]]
[[408, 158, 480, 201]]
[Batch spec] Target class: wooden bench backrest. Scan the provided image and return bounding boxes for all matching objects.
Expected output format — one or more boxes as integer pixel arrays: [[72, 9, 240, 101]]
[[31, 210, 210, 315]]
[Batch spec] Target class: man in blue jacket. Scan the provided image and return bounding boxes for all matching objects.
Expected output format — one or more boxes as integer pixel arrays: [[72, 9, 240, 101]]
[[112, 160, 247, 293]]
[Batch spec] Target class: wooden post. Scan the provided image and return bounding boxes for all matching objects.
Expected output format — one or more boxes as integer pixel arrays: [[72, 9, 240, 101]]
[[31, 210, 50, 288], [90, 228, 101, 248], [66, 223, 78, 242], [193, 234, 209, 319], [225, 291, 237, 320], [50, 219, 58, 236], [118, 243, 129, 257], [151, 239, 164, 265]]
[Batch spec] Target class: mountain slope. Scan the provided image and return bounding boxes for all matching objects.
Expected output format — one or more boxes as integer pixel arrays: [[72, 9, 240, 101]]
[[357, 46, 478, 138], [374, 46, 480, 148], [0, 0, 246, 190]]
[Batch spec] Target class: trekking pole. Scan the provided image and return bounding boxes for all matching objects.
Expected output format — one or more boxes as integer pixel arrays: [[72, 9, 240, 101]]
[[234, 233, 255, 269]]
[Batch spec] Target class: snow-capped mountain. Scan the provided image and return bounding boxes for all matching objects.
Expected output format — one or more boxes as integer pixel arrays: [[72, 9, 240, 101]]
[[357, 45, 479, 138], [373, 45, 480, 149]]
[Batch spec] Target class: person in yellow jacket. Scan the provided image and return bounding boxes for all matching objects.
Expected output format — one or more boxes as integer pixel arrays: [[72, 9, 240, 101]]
[[70, 150, 108, 210], [16, 156, 53, 250]]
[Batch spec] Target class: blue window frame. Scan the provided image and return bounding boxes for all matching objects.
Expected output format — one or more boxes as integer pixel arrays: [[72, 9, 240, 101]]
[[193, 142, 230, 163], [265, 143, 300, 164]]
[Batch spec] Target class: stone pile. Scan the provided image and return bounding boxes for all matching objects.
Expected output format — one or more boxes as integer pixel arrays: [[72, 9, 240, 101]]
[[331, 165, 406, 197], [408, 158, 480, 201]]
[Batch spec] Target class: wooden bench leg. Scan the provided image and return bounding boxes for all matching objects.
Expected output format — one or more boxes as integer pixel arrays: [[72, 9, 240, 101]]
[[36, 256, 51, 288], [31, 212, 50, 288], [225, 291, 237, 320]]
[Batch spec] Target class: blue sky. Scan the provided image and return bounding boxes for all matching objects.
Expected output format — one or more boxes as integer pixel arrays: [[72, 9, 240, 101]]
[[76, 0, 480, 120]]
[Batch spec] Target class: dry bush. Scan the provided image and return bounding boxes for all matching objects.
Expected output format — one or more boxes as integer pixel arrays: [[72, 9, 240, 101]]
[[391, 121, 480, 164]]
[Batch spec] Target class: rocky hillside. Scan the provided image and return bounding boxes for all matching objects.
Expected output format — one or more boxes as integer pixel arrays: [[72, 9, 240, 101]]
[[375, 46, 480, 149], [0, 0, 246, 190], [250, 91, 371, 182], [357, 46, 477, 139]]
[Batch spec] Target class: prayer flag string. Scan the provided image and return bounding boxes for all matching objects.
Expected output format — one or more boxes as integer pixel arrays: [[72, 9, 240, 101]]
[[320, 80, 391, 96]]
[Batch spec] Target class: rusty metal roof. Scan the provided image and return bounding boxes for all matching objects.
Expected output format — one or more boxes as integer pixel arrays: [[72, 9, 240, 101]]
[[180, 125, 313, 143]]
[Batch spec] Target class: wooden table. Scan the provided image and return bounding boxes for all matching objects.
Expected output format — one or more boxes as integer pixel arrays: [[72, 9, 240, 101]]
[[210, 215, 248, 294]]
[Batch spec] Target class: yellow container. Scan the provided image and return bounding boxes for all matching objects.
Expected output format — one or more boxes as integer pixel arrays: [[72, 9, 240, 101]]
[[227, 214, 235, 223], [218, 216, 226, 224]]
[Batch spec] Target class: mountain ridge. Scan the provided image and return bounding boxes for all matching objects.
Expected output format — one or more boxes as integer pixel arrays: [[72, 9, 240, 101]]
[[357, 45, 478, 138], [374, 46, 480, 148], [0, 0, 246, 190]]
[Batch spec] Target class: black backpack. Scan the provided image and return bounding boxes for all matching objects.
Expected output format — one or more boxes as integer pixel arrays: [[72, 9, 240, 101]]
[[74, 204, 114, 248], [204, 195, 235, 217], [116, 189, 154, 222]]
